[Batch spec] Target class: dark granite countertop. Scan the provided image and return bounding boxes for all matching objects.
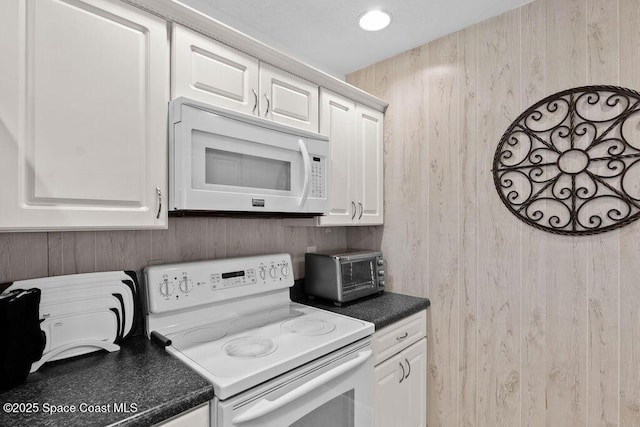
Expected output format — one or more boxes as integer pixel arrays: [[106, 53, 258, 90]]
[[291, 283, 430, 330], [0, 336, 214, 427]]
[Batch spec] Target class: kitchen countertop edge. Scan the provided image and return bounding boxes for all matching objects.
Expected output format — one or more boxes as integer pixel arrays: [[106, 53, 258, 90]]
[[291, 283, 430, 330]]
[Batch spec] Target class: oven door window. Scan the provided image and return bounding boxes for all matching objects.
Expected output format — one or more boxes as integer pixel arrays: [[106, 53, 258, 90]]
[[290, 390, 354, 427], [341, 260, 375, 296]]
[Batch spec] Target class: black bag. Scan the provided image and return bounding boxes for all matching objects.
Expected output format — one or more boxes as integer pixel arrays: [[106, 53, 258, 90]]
[[0, 288, 46, 390]]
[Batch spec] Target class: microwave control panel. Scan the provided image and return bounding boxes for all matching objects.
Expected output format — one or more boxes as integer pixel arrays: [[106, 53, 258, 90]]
[[310, 156, 326, 199]]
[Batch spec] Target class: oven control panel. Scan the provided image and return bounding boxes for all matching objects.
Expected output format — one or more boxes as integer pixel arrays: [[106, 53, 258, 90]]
[[144, 254, 293, 314]]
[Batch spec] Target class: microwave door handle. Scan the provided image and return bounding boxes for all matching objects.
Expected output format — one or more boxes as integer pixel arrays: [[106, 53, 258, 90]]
[[232, 349, 372, 425], [298, 139, 311, 208]]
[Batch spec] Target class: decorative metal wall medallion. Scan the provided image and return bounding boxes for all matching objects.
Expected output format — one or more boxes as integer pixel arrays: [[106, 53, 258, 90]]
[[493, 85, 640, 235]]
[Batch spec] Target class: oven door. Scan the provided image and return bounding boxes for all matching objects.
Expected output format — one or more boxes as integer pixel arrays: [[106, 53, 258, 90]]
[[170, 99, 329, 214], [215, 339, 373, 427]]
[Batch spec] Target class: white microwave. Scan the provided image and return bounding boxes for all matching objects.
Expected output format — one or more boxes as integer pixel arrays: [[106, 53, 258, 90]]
[[169, 98, 330, 215]]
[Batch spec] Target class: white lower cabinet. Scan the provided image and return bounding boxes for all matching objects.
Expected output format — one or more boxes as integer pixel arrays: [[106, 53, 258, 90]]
[[154, 403, 209, 427], [0, 0, 169, 231], [373, 311, 427, 427]]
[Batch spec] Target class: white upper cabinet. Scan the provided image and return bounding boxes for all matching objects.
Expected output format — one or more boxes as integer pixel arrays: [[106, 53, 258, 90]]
[[355, 104, 384, 224], [172, 25, 318, 133], [318, 90, 355, 225], [0, 0, 169, 231], [259, 63, 319, 132], [172, 25, 259, 115], [305, 89, 383, 226]]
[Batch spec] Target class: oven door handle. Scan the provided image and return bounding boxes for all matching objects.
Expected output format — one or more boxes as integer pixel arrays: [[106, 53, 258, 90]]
[[232, 349, 372, 425], [298, 138, 311, 208]]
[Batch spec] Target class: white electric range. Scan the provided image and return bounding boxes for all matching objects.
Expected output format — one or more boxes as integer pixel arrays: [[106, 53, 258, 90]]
[[144, 253, 374, 427]]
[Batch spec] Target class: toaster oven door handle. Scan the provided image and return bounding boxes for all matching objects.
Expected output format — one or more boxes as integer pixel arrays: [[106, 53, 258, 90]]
[[232, 349, 372, 424], [298, 139, 311, 208]]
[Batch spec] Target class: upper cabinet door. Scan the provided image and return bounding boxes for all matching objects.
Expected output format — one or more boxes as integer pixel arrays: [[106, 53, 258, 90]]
[[0, 0, 169, 231], [259, 63, 319, 132], [318, 89, 355, 226], [355, 104, 384, 225], [172, 25, 259, 115]]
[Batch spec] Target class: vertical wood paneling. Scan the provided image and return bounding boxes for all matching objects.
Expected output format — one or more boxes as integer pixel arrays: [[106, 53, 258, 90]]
[[394, 47, 426, 297], [519, 2, 548, 426], [346, 0, 638, 425], [545, 0, 589, 425], [426, 33, 459, 427], [151, 217, 208, 263], [475, 10, 522, 427], [206, 217, 227, 259], [586, 1, 620, 426], [0, 218, 342, 285], [619, 0, 640, 424], [48, 231, 96, 275], [373, 57, 397, 292], [457, 24, 479, 427], [0, 233, 48, 282], [225, 218, 253, 258], [95, 230, 152, 273]]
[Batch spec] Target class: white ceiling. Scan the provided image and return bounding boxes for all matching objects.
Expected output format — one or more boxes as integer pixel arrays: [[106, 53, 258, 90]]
[[180, 0, 533, 79]]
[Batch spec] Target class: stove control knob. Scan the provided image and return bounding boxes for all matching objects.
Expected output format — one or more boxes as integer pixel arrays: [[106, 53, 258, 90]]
[[259, 267, 267, 280], [378, 270, 385, 276], [377, 259, 384, 266], [281, 264, 289, 277], [159, 280, 174, 297], [269, 266, 277, 278], [179, 277, 193, 294]]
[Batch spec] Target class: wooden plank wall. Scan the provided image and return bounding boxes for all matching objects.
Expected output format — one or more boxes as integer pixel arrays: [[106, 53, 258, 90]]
[[347, 0, 640, 425], [0, 218, 347, 283]]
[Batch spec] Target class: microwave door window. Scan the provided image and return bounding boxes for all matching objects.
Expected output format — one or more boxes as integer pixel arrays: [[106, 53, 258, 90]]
[[205, 148, 291, 191]]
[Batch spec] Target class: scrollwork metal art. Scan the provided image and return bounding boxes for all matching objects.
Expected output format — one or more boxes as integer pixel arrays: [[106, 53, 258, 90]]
[[493, 85, 640, 235]]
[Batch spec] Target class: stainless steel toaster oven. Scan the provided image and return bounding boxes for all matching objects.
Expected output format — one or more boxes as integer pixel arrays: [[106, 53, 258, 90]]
[[304, 250, 384, 305]]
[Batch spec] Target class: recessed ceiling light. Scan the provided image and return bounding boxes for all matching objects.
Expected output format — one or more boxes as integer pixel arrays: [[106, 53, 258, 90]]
[[358, 10, 391, 31]]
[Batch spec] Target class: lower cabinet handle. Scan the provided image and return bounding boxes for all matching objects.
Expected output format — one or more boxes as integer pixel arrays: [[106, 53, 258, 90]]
[[404, 358, 411, 379], [156, 187, 162, 219], [399, 362, 406, 383], [396, 332, 409, 341], [351, 201, 357, 220]]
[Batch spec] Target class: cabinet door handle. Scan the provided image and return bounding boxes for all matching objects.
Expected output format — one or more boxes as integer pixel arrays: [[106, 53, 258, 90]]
[[252, 89, 258, 115], [358, 201, 363, 219], [264, 93, 271, 117], [404, 358, 411, 379], [396, 332, 408, 341], [351, 201, 357, 220], [399, 362, 406, 383], [156, 187, 162, 219]]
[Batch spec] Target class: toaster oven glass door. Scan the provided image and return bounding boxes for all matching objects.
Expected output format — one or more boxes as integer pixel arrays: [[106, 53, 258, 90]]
[[340, 260, 376, 296]]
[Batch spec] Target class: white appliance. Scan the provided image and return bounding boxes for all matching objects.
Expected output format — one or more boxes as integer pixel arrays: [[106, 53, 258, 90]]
[[144, 254, 374, 427], [169, 98, 330, 215]]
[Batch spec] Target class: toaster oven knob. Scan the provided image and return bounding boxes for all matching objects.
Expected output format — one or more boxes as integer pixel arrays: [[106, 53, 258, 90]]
[[377, 259, 384, 266], [378, 270, 385, 276], [269, 266, 277, 278], [380, 280, 385, 287], [281, 265, 289, 277]]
